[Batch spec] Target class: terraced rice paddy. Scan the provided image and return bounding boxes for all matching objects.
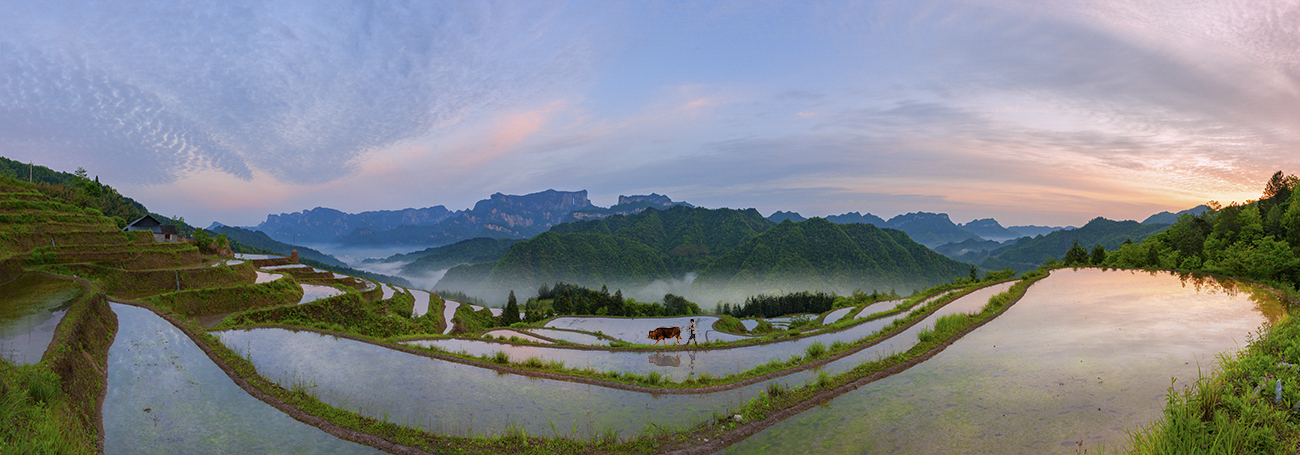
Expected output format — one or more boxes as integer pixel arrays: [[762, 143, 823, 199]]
[[719, 269, 1284, 454], [298, 284, 344, 304], [102, 303, 383, 454], [91, 268, 1284, 453], [0, 273, 84, 364]]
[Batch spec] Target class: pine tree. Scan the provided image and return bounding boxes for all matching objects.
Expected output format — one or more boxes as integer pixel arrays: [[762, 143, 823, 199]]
[[1064, 239, 1090, 265], [1090, 244, 1107, 265], [500, 290, 521, 326]]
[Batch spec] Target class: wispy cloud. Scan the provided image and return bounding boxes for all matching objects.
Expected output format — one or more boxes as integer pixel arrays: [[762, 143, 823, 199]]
[[2, 0, 1296, 228]]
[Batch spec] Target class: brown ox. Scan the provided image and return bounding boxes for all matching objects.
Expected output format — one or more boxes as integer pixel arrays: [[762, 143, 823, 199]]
[[648, 326, 682, 345]]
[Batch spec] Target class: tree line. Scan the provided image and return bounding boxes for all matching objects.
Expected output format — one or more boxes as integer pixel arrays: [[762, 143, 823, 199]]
[[1099, 171, 1300, 293]]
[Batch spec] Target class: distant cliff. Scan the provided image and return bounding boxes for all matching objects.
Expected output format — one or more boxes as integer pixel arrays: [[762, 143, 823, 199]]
[[564, 193, 693, 222], [338, 189, 595, 245], [256, 206, 457, 243]]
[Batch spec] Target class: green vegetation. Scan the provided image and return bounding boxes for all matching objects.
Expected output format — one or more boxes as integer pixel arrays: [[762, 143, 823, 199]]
[[717, 290, 836, 318], [210, 225, 347, 267], [549, 205, 775, 272], [380, 237, 521, 275], [683, 268, 1048, 449], [219, 292, 442, 338], [484, 231, 673, 291], [1106, 171, 1300, 454], [694, 218, 972, 298], [0, 157, 149, 227], [1125, 317, 1300, 454], [1104, 171, 1300, 294], [0, 290, 116, 454], [713, 314, 746, 333], [979, 217, 1171, 272], [144, 274, 304, 318], [532, 282, 702, 318]]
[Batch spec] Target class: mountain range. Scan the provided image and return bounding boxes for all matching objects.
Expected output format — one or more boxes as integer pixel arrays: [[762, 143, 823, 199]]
[[763, 210, 1068, 248], [252, 190, 698, 248], [435, 207, 971, 302], [221, 185, 1198, 302]]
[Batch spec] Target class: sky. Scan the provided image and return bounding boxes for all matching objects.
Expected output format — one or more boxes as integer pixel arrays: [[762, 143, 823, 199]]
[[2, 0, 1297, 228]]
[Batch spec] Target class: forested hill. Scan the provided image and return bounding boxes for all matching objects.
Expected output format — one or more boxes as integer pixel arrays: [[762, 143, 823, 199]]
[[385, 237, 521, 275], [548, 205, 775, 273], [210, 225, 347, 267], [692, 218, 972, 298], [435, 206, 775, 299], [1103, 171, 1300, 290], [476, 231, 674, 292], [979, 217, 1170, 272], [0, 156, 149, 226]]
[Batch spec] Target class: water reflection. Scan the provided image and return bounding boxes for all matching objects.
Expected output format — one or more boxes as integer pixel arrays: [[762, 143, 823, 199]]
[[0, 274, 83, 364], [408, 283, 1013, 382], [721, 268, 1283, 454], [103, 303, 381, 454], [214, 328, 753, 439], [299, 284, 344, 305], [213, 282, 1016, 440], [648, 352, 681, 367]]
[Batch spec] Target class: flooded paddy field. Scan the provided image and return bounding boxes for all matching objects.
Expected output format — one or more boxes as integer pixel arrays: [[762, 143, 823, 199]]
[[87, 267, 1283, 453], [719, 269, 1284, 454], [410, 289, 433, 317], [214, 327, 755, 439], [201, 280, 1010, 443], [0, 273, 84, 364], [298, 284, 345, 304], [103, 303, 383, 454], [406, 283, 1011, 382]]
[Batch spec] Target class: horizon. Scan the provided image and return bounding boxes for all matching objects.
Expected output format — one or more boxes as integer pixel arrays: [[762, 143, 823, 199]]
[[3, 1, 1295, 228]]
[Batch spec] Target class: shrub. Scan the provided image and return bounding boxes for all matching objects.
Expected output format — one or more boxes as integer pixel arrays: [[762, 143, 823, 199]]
[[492, 351, 510, 364], [805, 341, 827, 358], [766, 381, 788, 398], [816, 371, 832, 388]]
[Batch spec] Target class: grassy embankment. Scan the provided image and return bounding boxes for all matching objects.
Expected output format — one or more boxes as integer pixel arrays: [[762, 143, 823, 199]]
[[667, 267, 1050, 453], [0, 281, 116, 454], [196, 272, 1044, 455], [184, 272, 1038, 455], [220, 275, 1000, 391], [1122, 286, 1300, 454], [0, 176, 126, 453]]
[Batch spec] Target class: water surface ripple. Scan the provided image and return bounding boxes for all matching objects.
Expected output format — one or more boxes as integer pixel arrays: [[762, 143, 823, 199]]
[[718, 269, 1284, 454]]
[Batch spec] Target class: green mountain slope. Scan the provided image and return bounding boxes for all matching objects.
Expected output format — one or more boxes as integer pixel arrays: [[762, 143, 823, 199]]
[[692, 218, 971, 297], [549, 205, 775, 273], [210, 225, 346, 267], [478, 231, 673, 292], [980, 217, 1170, 271], [387, 237, 521, 275]]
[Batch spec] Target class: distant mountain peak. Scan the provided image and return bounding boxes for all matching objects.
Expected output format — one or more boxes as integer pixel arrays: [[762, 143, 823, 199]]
[[1142, 205, 1209, 225], [957, 218, 1020, 241], [617, 193, 692, 208], [768, 211, 806, 223]]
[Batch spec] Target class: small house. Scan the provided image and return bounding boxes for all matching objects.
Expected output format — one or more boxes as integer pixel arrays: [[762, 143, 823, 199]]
[[122, 215, 181, 243]]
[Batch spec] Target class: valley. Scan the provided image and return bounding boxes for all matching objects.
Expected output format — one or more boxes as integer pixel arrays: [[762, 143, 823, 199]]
[[3, 162, 1299, 454]]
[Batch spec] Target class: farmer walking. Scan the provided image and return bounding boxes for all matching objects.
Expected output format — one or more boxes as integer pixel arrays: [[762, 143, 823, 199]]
[[687, 319, 698, 346]]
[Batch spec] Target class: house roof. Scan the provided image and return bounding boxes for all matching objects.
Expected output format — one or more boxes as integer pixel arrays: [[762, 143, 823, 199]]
[[123, 214, 164, 231], [160, 225, 179, 235]]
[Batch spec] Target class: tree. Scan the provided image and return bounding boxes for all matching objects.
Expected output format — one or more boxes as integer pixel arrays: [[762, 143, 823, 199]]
[[1090, 244, 1107, 265], [1146, 243, 1161, 268], [192, 228, 214, 253], [1063, 239, 1090, 266], [1262, 170, 1298, 201], [500, 290, 521, 326], [554, 293, 572, 315]]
